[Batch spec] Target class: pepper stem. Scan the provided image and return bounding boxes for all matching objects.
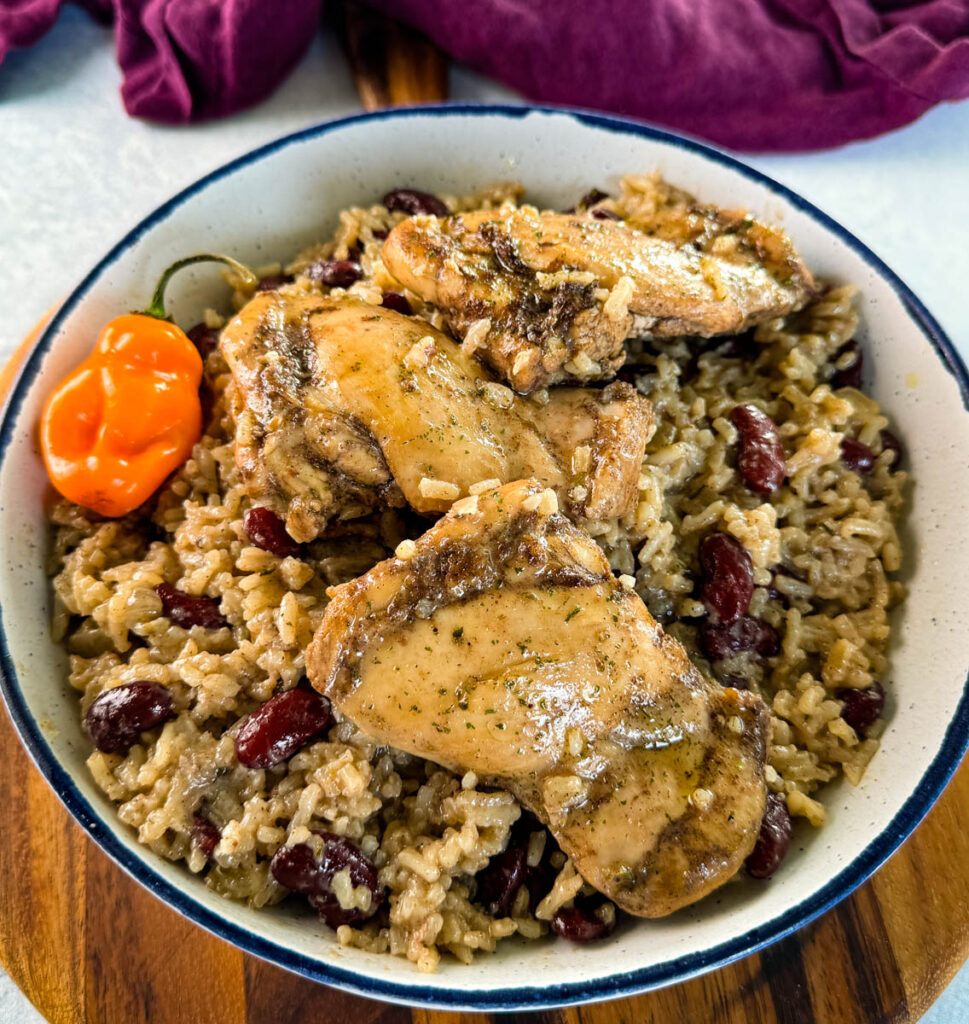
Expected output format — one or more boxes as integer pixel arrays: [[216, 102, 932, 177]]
[[143, 255, 258, 320]]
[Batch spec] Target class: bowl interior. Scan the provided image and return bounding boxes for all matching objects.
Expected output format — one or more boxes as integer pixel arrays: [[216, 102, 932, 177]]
[[1, 107, 968, 1010]]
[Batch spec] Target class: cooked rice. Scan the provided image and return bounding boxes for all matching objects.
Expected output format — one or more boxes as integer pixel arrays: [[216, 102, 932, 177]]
[[48, 174, 907, 971]]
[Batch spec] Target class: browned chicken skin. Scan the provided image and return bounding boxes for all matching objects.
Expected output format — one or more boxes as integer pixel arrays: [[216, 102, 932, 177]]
[[220, 292, 652, 541], [307, 479, 769, 917], [382, 207, 815, 392]]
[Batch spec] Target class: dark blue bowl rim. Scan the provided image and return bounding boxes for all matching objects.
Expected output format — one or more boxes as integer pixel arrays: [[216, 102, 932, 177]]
[[1, 103, 967, 1012]]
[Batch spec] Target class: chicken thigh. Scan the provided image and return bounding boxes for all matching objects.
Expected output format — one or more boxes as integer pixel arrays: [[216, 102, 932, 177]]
[[382, 207, 814, 392], [307, 479, 769, 917], [220, 293, 652, 541]]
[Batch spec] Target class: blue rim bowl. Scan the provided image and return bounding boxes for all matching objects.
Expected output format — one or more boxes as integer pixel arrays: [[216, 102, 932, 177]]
[[1, 104, 967, 1011]]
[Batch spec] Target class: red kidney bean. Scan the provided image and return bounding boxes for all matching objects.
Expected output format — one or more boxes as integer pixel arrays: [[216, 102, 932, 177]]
[[243, 507, 301, 558], [270, 831, 383, 928], [310, 844, 383, 928], [235, 688, 332, 769], [186, 324, 218, 425], [270, 841, 318, 892], [699, 615, 780, 661], [592, 208, 621, 221], [746, 793, 792, 879], [191, 812, 221, 859], [830, 340, 863, 390], [382, 188, 448, 217], [305, 259, 363, 288], [155, 583, 227, 630], [564, 189, 609, 214], [841, 436, 875, 474], [186, 323, 220, 359], [719, 673, 750, 690], [579, 188, 610, 207], [256, 273, 294, 292], [84, 680, 174, 754], [520, 855, 557, 914], [838, 681, 885, 736], [721, 331, 759, 361], [551, 896, 618, 942], [729, 404, 786, 494], [499, 811, 559, 913], [380, 291, 412, 315], [199, 379, 217, 428], [614, 362, 643, 386], [879, 429, 904, 470], [699, 532, 754, 624], [477, 844, 527, 917]]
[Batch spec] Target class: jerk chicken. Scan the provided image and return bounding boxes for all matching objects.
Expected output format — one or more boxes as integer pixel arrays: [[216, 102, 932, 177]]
[[220, 293, 652, 541], [307, 479, 769, 917], [382, 207, 815, 392]]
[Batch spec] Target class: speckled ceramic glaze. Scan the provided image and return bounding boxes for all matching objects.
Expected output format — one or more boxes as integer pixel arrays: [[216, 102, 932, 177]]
[[1, 107, 967, 1011]]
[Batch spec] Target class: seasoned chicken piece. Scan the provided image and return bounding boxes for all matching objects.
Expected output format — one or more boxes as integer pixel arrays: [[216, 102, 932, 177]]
[[520, 384, 649, 524], [307, 479, 769, 917], [220, 293, 652, 541], [382, 206, 814, 392]]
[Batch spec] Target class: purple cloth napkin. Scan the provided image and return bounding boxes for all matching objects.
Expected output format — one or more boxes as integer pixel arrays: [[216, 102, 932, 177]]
[[369, 0, 969, 151], [2, 0, 968, 150], [0, 0, 320, 121]]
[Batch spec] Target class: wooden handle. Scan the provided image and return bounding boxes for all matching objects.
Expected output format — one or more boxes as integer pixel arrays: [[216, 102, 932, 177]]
[[335, 0, 448, 109]]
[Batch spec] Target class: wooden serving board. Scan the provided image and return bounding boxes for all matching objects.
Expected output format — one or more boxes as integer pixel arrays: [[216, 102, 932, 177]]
[[3, 12, 969, 1022]]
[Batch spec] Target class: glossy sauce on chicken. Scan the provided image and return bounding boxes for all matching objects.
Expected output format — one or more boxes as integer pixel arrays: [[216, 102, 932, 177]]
[[308, 479, 769, 917], [383, 207, 815, 392], [220, 293, 652, 540]]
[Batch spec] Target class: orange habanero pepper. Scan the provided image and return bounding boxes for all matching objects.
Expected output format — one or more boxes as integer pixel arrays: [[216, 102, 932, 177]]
[[40, 255, 256, 517]]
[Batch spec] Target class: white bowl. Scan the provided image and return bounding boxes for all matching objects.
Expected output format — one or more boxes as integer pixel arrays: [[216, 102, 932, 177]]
[[2, 106, 968, 1011]]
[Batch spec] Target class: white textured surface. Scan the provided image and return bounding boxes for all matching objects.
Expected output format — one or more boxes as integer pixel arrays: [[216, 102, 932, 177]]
[[0, 974, 44, 1024], [1, 5, 968, 1022]]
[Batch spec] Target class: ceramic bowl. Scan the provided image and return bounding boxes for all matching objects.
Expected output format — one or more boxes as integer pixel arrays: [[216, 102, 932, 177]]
[[2, 106, 968, 1012]]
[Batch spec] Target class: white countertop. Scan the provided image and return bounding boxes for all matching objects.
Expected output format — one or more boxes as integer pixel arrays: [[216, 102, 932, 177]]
[[1, 6, 968, 1022]]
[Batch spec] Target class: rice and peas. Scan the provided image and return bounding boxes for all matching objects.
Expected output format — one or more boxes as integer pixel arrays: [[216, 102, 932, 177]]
[[48, 174, 907, 971]]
